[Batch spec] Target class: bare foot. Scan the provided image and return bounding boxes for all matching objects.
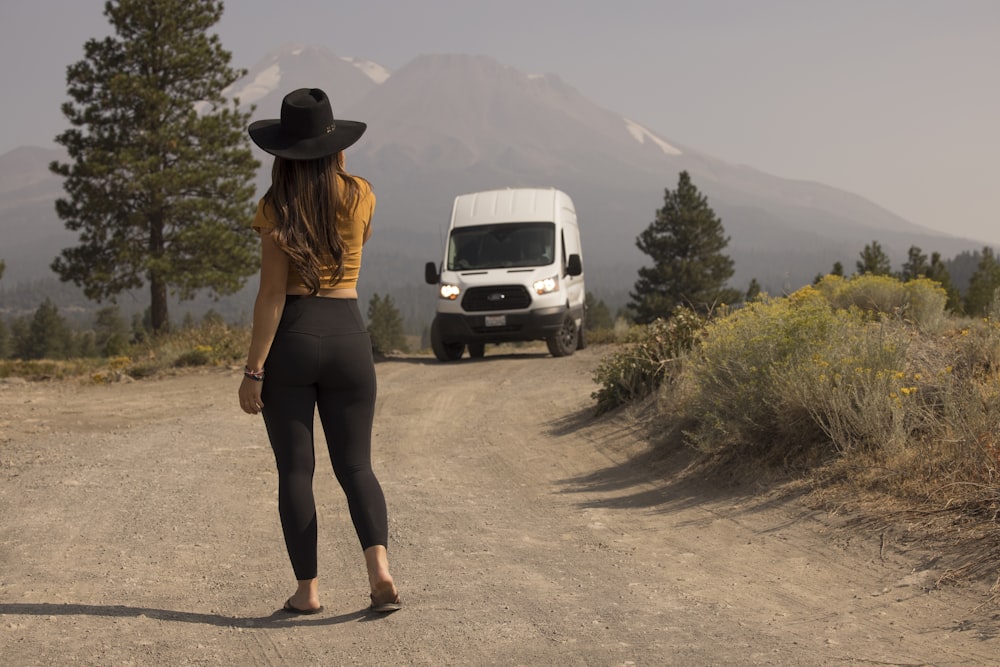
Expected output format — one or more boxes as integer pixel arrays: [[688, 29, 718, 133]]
[[369, 580, 402, 612]]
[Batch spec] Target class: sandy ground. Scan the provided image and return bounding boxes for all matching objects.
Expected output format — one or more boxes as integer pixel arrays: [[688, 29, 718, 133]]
[[1, 345, 999, 666]]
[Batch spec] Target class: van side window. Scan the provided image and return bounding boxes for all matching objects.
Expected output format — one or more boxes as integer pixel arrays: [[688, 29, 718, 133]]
[[560, 230, 567, 274]]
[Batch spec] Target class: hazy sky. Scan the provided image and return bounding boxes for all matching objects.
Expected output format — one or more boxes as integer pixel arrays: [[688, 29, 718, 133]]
[[2, 0, 998, 244]]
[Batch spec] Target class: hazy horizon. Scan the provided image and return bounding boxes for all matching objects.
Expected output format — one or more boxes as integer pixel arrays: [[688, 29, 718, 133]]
[[1, 0, 997, 246]]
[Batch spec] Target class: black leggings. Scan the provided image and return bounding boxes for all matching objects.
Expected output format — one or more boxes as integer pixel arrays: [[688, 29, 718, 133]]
[[261, 296, 387, 581]]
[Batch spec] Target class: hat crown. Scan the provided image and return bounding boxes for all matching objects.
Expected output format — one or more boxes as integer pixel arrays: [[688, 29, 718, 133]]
[[248, 86, 366, 160], [280, 88, 336, 141]]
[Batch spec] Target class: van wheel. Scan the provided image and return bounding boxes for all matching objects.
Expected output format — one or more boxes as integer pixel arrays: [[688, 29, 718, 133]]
[[467, 343, 486, 358], [546, 315, 578, 357], [431, 319, 465, 362]]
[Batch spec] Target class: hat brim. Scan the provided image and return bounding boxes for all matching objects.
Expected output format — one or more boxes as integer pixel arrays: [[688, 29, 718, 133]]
[[248, 119, 367, 160]]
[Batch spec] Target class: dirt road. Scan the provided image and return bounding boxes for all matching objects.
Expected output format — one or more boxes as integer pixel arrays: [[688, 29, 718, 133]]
[[1, 345, 998, 665]]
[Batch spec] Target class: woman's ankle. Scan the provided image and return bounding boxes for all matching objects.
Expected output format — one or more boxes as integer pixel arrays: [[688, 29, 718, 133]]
[[363, 545, 394, 590]]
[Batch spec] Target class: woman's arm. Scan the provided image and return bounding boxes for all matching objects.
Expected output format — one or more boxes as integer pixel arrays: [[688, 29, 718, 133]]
[[239, 232, 288, 415]]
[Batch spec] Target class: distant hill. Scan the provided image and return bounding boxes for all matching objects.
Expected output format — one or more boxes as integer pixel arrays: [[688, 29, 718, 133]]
[[0, 46, 989, 328]]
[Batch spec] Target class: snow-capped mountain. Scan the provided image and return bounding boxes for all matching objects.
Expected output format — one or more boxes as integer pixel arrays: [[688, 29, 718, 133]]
[[0, 46, 985, 302], [227, 44, 379, 114], [340, 56, 390, 84]]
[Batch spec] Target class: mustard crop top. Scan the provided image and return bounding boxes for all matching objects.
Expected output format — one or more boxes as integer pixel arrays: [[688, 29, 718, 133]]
[[251, 176, 375, 291]]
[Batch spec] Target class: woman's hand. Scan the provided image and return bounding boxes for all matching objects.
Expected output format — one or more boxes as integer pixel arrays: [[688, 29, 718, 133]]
[[239, 376, 264, 415]]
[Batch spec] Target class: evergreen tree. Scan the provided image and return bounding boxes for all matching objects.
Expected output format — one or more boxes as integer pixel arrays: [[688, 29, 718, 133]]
[[629, 171, 740, 322], [964, 247, 1000, 317], [50, 0, 259, 333], [926, 252, 963, 314], [94, 305, 131, 356], [75, 331, 100, 359], [0, 260, 6, 357], [831, 261, 844, 277], [945, 250, 980, 293], [856, 240, 892, 276], [900, 246, 930, 281], [9, 317, 30, 360], [24, 299, 73, 360], [745, 278, 761, 301], [0, 318, 10, 359], [584, 292, 614, 331], [367, 293, 407, 355]]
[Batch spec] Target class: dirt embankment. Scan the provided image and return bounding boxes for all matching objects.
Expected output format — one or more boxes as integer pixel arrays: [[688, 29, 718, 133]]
[[1, 346, 999, 665]]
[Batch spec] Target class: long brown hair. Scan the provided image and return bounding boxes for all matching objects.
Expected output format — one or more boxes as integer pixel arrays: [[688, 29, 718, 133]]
[[263, 152, 367, 294]]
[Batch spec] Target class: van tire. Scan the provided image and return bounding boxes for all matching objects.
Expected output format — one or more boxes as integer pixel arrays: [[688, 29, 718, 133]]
[[431, 319, 465, 362], [467, 343, 486, 358], [546, 315, 578, 357]]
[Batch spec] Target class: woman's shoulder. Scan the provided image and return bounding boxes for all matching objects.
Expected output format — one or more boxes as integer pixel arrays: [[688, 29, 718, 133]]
[[252, 196, 277, 232], [346, 173, 373, 195]]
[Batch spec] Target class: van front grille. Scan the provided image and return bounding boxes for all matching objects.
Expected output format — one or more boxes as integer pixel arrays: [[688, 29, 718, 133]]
[[462, 285, 532, 311]]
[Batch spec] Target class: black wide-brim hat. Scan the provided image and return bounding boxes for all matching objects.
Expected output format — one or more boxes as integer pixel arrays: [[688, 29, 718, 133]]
[[248, 88, 366, 160]]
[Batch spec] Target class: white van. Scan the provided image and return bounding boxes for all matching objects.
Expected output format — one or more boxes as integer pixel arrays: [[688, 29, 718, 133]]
[[424, 187, 585, 361]]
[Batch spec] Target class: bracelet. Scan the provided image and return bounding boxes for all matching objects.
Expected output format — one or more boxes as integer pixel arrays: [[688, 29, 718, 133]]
[[244, 366, 265, 381]]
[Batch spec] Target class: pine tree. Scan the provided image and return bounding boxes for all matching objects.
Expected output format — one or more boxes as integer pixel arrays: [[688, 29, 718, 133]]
[[856, 241, 892, 276], [926, 252, 962, 314], [367, 293, 407, 355], [964, 247, 1000, 317], [94, 305, 131, 356], [50, 0, 259, 333], [584, 292, 613, 331], [23, 299, 72, 360], [629, 171, 740, 322], [944, 250, 980, 293], [9, 317, 30, 360], [900, 246, 930, 281], [0, 318, 10, 360], [745, 278, 761, 301]]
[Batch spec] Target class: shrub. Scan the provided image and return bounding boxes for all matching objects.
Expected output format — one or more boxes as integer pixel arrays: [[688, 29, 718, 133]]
[[814, 274, 947, 332], [591, 307, 704, 414], [677, 287, 844, 458], [785, 318, 916, 455], [367, 293, 408, 355], [173, 344, 215, 367]]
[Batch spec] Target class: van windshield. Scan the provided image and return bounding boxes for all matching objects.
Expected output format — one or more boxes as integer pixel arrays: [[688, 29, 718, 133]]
[[447, 222, 556, 270]]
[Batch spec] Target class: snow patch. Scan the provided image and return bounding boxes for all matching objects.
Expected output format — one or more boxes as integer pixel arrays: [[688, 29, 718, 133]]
[[225, 64, 283, 105], [194, 64, 281, 115], [624, 119, 682, 156], [341, 57, 391, 84]]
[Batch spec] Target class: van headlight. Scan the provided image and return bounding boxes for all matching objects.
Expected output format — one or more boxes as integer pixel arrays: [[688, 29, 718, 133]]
[[532, 275, 559, 295], [439, 283, 460, 300]]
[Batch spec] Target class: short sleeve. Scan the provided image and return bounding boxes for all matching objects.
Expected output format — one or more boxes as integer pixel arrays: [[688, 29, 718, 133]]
[[358, 181, 376, 225], [251, 197, 276, 234]]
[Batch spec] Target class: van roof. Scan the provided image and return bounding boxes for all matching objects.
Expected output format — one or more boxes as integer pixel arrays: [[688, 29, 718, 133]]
[[452, 188, 573, 227]]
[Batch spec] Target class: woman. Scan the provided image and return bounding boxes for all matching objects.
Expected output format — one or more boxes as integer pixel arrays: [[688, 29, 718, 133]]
[[238, 88, 400, 614]]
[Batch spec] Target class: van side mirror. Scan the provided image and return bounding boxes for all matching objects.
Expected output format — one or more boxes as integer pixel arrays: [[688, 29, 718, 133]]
[[425, 262, 440, 284], [566, 254, 583, 277]]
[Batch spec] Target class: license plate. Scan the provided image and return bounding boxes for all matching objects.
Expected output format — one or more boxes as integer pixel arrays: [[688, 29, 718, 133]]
[[484, 315, 506, 327]]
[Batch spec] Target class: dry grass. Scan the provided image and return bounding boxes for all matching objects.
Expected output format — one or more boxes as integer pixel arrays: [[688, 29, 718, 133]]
[[0, 321, 250, 383], [593, 275, 1000, 598]]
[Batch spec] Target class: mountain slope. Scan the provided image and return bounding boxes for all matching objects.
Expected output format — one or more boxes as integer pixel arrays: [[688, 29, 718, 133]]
[[0, 49, 987, 305], [338, 53, 976, 293], [228, 44, 378, 118]]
